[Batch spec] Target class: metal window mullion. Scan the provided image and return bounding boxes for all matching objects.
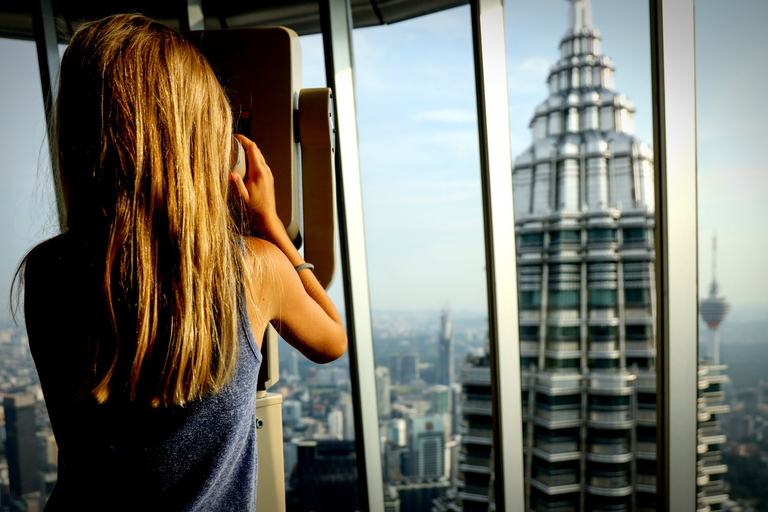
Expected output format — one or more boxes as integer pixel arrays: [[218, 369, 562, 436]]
[[649, 0, 698, 510], [184, 0, 206, 31], [470, 1, 525, 510], [32, 0, 65, 230], [318, 1, 384, 511]]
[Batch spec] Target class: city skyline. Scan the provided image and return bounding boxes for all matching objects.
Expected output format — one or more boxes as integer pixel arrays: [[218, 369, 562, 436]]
[[1, 1, 767, 321]]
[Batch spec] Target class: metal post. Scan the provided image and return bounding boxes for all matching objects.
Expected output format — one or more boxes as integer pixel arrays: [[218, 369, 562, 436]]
[[649, 0, 698, 510], [318, 1, 384, 510], [184, 0, 206, 31], [31, 0, 65, 230], [470, 0, 525, 510]]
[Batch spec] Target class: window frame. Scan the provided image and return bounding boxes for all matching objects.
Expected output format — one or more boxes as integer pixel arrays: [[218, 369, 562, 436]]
[[29, 0, 700, 509]]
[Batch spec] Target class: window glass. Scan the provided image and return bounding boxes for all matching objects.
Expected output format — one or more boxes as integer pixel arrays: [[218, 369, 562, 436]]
[[589, 288, 617, 307], [695, 1, 768, 508], [506, 1, 657, 510], [622, 227, 645, 242], [588, 228, 617, 242], [351, 7, 493, 510], [279, 32, 360, 511], [519, 290, 541, 310], [0, 38, 59, 507], [550, 230, 581, 245], [521, 232, 544, 246]]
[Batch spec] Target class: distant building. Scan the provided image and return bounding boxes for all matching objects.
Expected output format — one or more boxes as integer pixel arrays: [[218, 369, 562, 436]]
[[327, 409, 344, 439], [283, 399, 303, 426], [405, 415, 445, 478], [376, 366, 393, 418], [288, 440, 359, 512], [339, 392, 355, 441], [439, 353, 494, 512], [699, 235, 731, 365], [697, 365, 731, 511], [4, 393, 40, 498], [438, 310, 454, 386], [428, 384, 453, 438], [390, 353, 421, 385], [393, 479, 450, 512]]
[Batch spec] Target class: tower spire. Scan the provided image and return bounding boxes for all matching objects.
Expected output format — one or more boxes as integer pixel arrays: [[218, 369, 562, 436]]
[[710, 231, 718, 296], [568, 0, 594, 32]]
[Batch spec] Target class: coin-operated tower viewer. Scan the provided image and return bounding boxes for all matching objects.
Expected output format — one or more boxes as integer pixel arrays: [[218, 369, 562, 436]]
[[186, 27, 337, 512]]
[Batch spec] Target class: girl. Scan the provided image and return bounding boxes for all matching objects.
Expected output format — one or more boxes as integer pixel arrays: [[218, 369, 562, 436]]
[[18, 14, 346, 511]]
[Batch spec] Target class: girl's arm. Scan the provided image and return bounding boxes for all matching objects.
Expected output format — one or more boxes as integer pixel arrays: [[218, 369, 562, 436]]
[[230, 135, 347, 364]]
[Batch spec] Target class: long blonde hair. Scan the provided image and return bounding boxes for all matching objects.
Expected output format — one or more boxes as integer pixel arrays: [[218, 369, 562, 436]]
[[51, 14, 251, 407]]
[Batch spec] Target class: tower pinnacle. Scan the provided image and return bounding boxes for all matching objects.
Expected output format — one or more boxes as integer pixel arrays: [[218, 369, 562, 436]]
[[568, 0, 594, 32]]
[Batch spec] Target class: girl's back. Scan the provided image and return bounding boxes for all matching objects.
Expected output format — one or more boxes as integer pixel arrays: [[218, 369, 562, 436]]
[[25, 234, 262, 511]]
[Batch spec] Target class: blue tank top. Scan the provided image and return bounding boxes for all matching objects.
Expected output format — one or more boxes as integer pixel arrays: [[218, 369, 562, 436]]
[[27, 238, 263, 511]]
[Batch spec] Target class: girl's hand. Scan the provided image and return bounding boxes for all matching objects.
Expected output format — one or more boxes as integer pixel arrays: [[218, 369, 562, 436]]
[[229, 135, 283, 241]]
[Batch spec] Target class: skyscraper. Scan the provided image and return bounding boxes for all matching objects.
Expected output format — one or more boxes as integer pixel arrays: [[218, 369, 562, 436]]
[[438, 309, 454, 386], [4, 393, 40, 499], [439, 1, 662, 510], [511, 0, 660, 509]]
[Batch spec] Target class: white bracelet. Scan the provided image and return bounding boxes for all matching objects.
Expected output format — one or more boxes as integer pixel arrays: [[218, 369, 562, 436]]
[[295, 263, 315, 273]]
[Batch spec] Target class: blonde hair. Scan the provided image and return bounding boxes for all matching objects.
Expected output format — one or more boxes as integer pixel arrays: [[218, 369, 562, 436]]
[[50, 14, 253, 407]]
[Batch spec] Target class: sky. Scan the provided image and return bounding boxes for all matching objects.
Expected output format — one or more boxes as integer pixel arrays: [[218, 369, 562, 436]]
[[1, 0, 766, 324]]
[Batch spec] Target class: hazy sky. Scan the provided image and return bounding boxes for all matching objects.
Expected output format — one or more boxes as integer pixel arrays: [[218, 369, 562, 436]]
[[1, 0, 766, 324]]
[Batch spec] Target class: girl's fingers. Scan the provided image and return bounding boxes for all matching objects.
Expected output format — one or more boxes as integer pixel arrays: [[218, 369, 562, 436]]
[[229, 172, 249, 201]]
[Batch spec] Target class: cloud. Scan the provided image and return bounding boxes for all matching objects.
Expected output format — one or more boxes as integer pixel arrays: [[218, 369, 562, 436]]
[[516, 56, 552, 74], [413, 108, 476, 123], [508, 56, 552, 94]]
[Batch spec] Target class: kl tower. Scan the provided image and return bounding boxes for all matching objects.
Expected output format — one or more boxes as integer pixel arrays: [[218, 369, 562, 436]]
[[699, 234, 731, 364]]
